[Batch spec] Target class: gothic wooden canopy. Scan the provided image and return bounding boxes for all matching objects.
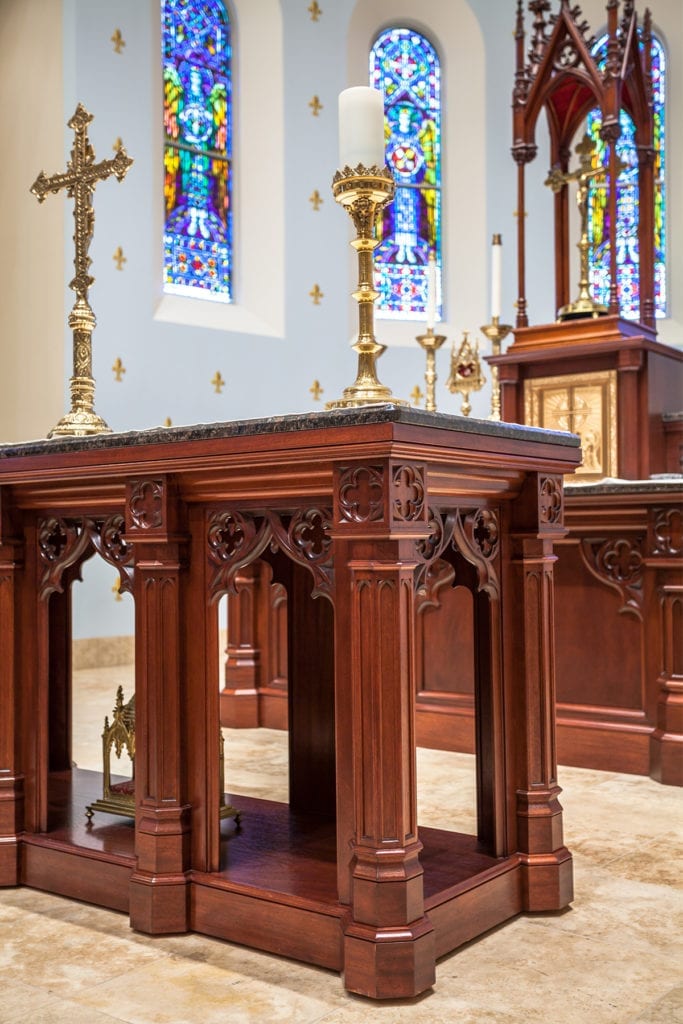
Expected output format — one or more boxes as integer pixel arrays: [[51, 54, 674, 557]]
[[511, 0, 656, 328]]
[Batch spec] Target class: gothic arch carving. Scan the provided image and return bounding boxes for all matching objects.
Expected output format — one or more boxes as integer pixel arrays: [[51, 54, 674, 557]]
[[38, 514, 134, 600]]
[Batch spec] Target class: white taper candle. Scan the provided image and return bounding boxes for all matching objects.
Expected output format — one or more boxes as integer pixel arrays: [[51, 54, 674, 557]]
[[426, 251, 437, 330], [491, 233, 502, 320]]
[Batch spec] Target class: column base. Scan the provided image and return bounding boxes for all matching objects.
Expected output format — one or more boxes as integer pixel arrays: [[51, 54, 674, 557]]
[[520, 847, 574, 911], [129, 872, 190, 934], [342, 917, 435, 999]]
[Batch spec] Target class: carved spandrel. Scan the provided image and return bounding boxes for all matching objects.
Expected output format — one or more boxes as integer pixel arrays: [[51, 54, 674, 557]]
[[580, 535, 644, 619], [38, 514, 134, 599], [414, 506, 500, 598], [208, 507, 334, 601]]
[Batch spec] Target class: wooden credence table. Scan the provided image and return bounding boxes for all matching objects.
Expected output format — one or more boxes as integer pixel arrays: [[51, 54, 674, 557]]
[[0, 407, 581, 999]]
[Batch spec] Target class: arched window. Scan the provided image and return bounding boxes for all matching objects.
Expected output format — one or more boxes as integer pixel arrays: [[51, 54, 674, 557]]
[[370, 28, 442, 321], [163, 0, 232, 302], [587, 32, 666, 319]]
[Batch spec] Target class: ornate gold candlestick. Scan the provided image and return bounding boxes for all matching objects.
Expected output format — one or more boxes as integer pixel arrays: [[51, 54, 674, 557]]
[[416, 329, 447, 412], [480, 316, 512, 421], [30, 103, 133, 437], [446, 331, 486, 417], [326, 165, 407, 409]]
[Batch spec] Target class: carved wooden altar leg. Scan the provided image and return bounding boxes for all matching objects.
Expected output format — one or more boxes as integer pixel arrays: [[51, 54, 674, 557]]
[[0, 497, 23, 885], [333, 462, 435, 1000], [505, 473, 573, 911], [126, 478, 191, 934]]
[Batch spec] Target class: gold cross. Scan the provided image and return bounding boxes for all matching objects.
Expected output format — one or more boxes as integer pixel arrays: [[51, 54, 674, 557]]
[[30, 104, 133, 305], [112, 576, 122, 602], [112, 246, 126, 270], [410, 385, 425, 406], [309, 283, 323, 305], [112, 357, 126, 382], [111, 28, 125, 54], [309, 95, 323, 117], [308, 1, 322, 20], [310, 379, 324, 401], [309, 189, 323, 211], [112, 137, 123, 152], [212, 371, 225, 393]]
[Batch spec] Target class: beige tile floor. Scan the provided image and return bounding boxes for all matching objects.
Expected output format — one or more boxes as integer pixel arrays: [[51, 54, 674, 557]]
[[1, 665, 681, 1024]]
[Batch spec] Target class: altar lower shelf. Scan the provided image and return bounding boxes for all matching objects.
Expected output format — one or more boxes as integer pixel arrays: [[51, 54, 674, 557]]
[[21, 769, 522, 967]]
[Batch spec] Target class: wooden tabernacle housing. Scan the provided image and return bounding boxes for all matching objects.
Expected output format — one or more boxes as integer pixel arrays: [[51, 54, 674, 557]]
[[0, 407, 580, 999]]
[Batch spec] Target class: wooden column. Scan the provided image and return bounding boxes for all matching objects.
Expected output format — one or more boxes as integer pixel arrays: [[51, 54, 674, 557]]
[[222, 565, 262, 727], [332, 461, 435, 1000], [0, 493, 23, 884], [648, 504, 683, 785], [126, 476, 191, 934], [504, 473, 573, 911]]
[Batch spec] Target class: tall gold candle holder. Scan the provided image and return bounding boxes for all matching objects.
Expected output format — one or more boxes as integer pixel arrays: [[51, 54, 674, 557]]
[[480, 316, 512, 421], [415, 329, 447, 412], [446, 331, 486, 417], [30, 103, 133, 437], [326, 165, 407, 409]]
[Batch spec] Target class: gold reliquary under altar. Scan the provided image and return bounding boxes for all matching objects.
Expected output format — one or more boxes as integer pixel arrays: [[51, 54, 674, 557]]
[[86, 685, 240, 825]]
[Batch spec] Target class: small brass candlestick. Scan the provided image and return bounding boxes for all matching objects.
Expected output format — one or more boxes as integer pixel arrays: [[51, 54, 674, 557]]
[[326, 165, 407, 409], [30, 104, 133, 437], [446, 331, 486, 417], [480, 316, 512, 421], [416, 329, 447, 412]]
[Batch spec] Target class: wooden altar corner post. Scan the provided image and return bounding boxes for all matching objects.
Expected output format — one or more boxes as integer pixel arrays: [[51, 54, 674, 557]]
[[0, 490, 24, 885], [124, 475, 192, 934], [505, 471, 573, 912], [332, 460, 436, 1000]]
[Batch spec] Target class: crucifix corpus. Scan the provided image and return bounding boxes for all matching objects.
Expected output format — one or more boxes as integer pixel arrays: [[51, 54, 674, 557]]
[[545, 132, 624, 322], [31, 103, 133, 437]]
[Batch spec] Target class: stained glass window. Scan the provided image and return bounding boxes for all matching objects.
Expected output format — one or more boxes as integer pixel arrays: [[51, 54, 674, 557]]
[[370, 28, 442, 321], [587, 33, 666, 319], [163, 0, 232, 302]]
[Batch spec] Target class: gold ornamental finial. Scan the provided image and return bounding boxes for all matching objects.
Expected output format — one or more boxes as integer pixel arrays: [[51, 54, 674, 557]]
[[30, 104, 133, 437]]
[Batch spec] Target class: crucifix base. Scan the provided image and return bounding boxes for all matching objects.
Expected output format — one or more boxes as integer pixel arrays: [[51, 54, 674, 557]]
[[48, 404, 112, 438]]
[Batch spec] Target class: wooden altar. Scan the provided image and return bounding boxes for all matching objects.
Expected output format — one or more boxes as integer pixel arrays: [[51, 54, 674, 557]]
[[0, 407, 580, 999]]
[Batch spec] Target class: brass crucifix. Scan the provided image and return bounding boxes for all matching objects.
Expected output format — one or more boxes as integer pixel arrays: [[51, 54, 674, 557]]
[[545, 133, 624, 321], [31, 103, 133, 437]]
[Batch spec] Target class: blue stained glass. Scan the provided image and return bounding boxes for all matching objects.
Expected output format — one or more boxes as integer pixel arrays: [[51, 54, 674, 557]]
[[587, 33, 666, 319], [163, 0, 232, 302], [370, 28, 442, 320]]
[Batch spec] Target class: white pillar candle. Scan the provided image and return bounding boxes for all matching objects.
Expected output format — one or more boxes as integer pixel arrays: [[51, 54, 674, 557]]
[[338, 87, 385, 170], [491, 233, 502, 320], [426, 251, 437, 330]]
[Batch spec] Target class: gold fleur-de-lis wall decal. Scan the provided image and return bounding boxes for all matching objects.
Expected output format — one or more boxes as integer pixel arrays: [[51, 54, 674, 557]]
[[309, 189, 323, 211], [112, 246, 127, 270], [164, 417, 173, 427], [212, 371, 225, 393], [310, 379, 324, 401], [112, 576, 122, 602], [111, 28, 125, 54], [112, 357, 126, 382], [410, 385, 425, 407], [308, 1, 322, 20], [309, 95, 323, 117], [309, 283, 324, 305]]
